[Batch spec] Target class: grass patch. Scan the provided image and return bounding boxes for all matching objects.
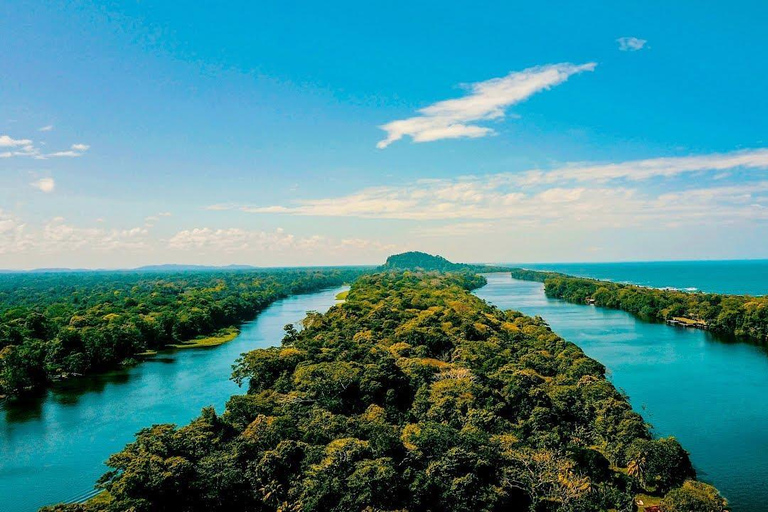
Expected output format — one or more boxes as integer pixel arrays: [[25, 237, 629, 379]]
[[169, 327, 240, 349], [335, 290, 349, 300], [635, 493, 662, 510], [88, 491, 113, 505], [134, 349, 158, 357]]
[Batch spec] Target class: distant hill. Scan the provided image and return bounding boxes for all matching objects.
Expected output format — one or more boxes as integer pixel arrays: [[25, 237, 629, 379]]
[[381, 251, 471, 271]]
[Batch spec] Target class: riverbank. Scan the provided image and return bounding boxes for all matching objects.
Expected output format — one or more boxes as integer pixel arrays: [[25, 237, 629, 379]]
[[509, 268, 768, 345], [0, 286, 348, 512], [476, 273, 768, 511], [0, 269, 364, 400]]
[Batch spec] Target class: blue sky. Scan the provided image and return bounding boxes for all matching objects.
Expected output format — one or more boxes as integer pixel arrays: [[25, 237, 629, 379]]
[[2, 1, 768, 268]]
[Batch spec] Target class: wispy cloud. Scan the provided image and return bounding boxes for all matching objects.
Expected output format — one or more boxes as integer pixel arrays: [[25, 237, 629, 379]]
[[144, 212, 171, 226], [218, 148, 768, 228], [0, 215, 150, 255], [38, 125, 54, 132], [31, 177, 55, 193], [376, 63, 597, 148], [0, 135, 33, 147], [515, 149, 768, 184], [617, 37, 647, 51], [168, 227, 399, 257], [0, 135, 90, 159], [43, 143, 90, 159], [0, 210, 400, 267]]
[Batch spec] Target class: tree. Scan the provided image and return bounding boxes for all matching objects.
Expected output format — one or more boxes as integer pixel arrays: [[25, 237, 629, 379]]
[[661, 480, 727, 512]]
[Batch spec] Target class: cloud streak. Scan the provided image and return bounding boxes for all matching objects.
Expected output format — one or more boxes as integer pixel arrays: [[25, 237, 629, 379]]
[[376, 63, 597, 148], [617, 37, 647, 51], [0, 135, 90, 159], [219, 149, 768, 227]]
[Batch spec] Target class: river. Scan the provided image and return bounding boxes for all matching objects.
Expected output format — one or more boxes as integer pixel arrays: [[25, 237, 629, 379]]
[[475, 273, 768, 512], [0, 285, 347, 512]]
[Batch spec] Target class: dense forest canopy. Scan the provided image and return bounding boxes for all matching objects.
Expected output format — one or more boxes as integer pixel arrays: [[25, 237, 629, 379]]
[[45, 270, 724, 512], [509, 268, 768, 344], [0, 268, 365, 399]]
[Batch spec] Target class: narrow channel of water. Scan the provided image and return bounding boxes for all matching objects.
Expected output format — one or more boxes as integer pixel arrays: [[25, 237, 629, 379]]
[[475, 273, 768, 512], [0, 286, 347, 512]]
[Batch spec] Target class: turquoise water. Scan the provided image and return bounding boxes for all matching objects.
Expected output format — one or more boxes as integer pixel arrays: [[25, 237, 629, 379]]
[[0, 286, 347, 512], [516, 259, 768, 295], [476, 273, 768, 512]]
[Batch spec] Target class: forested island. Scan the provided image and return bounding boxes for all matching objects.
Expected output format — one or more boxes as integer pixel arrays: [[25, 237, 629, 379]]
[[510, 268, 768, 345], [44, 263, 725, 511], [382, 251, 507, 273], [0, 268, 364, 399]]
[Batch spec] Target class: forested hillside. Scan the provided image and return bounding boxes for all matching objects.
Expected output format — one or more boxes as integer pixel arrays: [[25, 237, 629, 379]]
[[0, 268, 363, 398], [510, 268, 768, 344], [382, 251, 470, 271], [46, 270, 724, 511], [382, 251, 507, 274]]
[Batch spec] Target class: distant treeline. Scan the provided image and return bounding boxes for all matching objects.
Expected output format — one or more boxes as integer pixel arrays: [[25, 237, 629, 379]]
[[44, 270, 724, 512], [510, 268, 768, 343], [0, 268, 364, 399]]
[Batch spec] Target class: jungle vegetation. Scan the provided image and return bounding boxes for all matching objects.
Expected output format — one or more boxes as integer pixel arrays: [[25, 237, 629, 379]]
[[44, 270, 724, 511], [510, 268, 768, 344], [0, 268, 364, 399]]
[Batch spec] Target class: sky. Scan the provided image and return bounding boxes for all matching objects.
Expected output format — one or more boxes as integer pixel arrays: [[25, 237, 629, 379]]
[[2, 0, 768, 268]]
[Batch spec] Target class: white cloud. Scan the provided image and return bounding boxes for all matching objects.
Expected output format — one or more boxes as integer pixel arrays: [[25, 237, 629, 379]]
[[617, 37, 647, 51], [0, 135, 90, 159], [31, 177, 55, 193], [515, 149, 768, 185], [42, 144, 90, 159], [377, 63, 597, 148], [0, 211, 32, 254], [167, 227, 398, 258], [0, 135, 33, 147], [39, 218, 150, 252], [38, 125, 54, 132], [0, 212, 397, 268], [413, 222, 495, 237], [223, 148, 768, 228], [0, 215, 150, 257]]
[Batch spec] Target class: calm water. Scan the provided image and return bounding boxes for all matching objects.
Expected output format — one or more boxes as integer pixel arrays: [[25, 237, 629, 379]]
[[476, 273, 768, 512], [515, 259, 768, 295], [0, 286, 347, 512]]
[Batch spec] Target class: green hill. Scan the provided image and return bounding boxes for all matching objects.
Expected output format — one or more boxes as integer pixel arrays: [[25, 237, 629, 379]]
[[381, 251, 470, 271]]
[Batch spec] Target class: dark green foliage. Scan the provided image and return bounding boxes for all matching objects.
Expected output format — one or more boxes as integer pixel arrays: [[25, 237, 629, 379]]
[[54, 270, 713, 511], [510, 268, 768, 344], [0, 268, 364, 398]]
